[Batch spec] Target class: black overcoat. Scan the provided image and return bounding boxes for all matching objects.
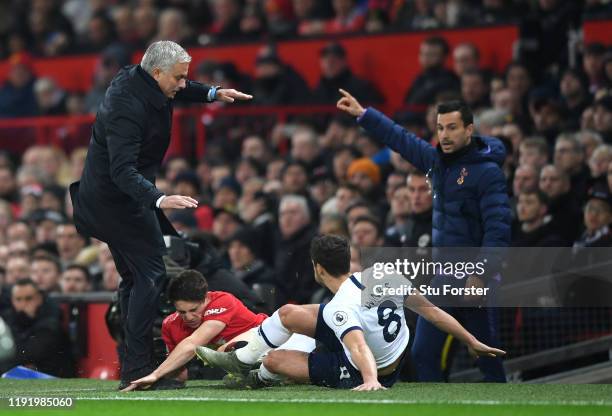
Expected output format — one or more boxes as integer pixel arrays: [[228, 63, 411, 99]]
[[70, 64, 212, 255]]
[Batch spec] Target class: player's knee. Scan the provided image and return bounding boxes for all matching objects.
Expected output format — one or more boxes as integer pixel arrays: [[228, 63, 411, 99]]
[[277, 304, 300, 329], [263, 350, 283, 373]]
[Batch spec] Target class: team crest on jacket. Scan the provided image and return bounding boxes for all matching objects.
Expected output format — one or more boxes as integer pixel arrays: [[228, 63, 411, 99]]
[[457, 167, 469, 185]]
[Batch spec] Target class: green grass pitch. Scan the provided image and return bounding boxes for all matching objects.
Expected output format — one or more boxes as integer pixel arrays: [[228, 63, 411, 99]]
[[0, 379, 611, 416]]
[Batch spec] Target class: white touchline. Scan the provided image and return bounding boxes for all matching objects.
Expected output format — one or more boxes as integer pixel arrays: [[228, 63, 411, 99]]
[[76, 397, 612, 407]]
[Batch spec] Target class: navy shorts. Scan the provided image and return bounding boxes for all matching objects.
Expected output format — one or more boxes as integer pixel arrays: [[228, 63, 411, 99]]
[[308, 304, 406, 389]]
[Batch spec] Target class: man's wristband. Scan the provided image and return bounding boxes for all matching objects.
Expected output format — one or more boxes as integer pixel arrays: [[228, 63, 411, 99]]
[[207, 86, 220, 102]]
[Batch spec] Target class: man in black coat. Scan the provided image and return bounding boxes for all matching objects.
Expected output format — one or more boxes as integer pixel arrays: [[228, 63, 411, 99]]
[[1, 278, 74, 378], [69, 41, 251, 389]]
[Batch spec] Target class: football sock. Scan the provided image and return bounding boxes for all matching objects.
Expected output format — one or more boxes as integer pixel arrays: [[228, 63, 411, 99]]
[[236, 310, 292, 364], [258, 363, 284, 383]]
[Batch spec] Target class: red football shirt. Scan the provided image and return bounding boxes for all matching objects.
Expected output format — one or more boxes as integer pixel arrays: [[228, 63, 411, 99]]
[[161, 291, 267, 352]]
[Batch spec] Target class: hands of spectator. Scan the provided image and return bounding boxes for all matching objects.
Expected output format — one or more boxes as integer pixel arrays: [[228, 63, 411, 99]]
[[467, 339, 506, 358], [159, 195, 198, 209], [216, 89, 253, 103], [337, 89, 366, 118]]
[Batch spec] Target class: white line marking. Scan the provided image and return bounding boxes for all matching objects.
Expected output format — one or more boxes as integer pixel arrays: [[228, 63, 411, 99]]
[[75, 396, 612, 407]]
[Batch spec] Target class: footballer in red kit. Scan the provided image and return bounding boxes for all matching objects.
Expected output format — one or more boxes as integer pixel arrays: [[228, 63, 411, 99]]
[[123, 270, 268, 391], [162, 291, 267, 352]]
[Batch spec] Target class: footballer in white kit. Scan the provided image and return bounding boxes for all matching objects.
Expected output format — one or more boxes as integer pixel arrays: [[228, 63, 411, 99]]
[[196, 235, 505, 391]]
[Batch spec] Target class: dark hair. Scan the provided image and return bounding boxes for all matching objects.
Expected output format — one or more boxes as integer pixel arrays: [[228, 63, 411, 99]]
[[437, 100, 474, 126], [31, 254, 61, 274], [13, 277, 40, 292], [520, 189, 549, 207], [345, 199, 373, 216], [64, 264, 91, 282], [424, 36, 449, 56], [310, 235, 350, 277], [352, 215, 383, 238], [167, 269, 209, 303]]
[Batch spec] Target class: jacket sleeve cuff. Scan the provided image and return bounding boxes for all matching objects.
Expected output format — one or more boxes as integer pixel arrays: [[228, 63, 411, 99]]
[[155, 195, 166, 209]]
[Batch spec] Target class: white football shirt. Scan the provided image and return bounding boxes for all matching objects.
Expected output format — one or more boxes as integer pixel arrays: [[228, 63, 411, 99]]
[[322, 272, 409, 369]]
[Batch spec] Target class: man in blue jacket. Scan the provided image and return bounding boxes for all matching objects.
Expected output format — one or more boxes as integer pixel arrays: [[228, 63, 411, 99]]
[[337, 89, 510, 382]]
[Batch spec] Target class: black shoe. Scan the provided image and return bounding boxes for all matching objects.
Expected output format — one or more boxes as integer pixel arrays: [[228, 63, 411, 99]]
[[118, 378, 185, 391]]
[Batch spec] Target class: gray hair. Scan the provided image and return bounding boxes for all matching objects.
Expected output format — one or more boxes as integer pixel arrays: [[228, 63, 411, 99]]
[[140, 40, 192, 74], [279, 194, 311, 222]]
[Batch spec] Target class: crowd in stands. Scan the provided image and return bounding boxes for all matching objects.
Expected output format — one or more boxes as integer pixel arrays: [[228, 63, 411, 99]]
[[1, 0, 612, 376]]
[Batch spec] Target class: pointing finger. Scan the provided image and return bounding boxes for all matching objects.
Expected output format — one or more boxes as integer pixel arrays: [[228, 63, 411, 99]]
[[339, 89, 354, 99]]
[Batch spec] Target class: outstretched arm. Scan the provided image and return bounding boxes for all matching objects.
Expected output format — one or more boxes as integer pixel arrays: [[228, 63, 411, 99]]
[[337, 89, 436, 173], [174, 81, 253, 103], [404, 293, 506, 358], [122, 320, 226, 391]]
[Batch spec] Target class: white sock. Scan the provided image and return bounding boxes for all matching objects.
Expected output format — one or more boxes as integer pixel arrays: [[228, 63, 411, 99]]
[[258, 363, 284, 383], [277, 334, 316, 353], [236, 311, 292, 364]]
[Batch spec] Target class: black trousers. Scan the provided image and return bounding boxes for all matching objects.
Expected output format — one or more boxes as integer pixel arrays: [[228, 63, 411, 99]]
[[109, 246, 166, 380]]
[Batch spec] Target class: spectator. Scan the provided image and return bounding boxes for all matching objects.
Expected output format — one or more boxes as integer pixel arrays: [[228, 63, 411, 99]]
[[387, 171, 433, 248], [251, 51, 312, 105], [332, 145, 361, 184], [513, 164, 539, 197], [554, 134, 590, 199], [529, 97, 565, 144], [519, 136, 549, 170], [274, 194, 317, 304], [81, 10, 117, 53], [573, 185, 612, 248], [453, 43, 481, 78], [5, 256, 30, 286], [133, 6, 158, 48], [461, 69, 490, 113], [0, 166, 18, 203], [513, 190, 564, 246], [29, 209, 64, 244], [593, 95, 612, 143], [588, 144, 612, 188], [209, 0, 243, 40], [60, 264, 92, 294], [347, 157, 382, 207], [539, 164, 582, 244], [313, 42, 383, 104], [164, 156, 191, 183], [582, 42, 607, 94], [290, 126, 323, 169], [212, 176, 241, 209], [560, 69, 592, 130], [322, 0, 365, 34], [0, 52, 38, 118], [56, 222, 87, 267], [504, 61, 532, 108], [577, 130, 604, 161], [30, 254, 61, 293], [350, 215, 384, 248], [212, 207, 243, 249], [1, 278, 74, 377], [228, 226, 276, 288], [241, 135, 271, 164], [404, 36, 459, 105], [33, 77, 66, 116], [154, 8, 194, 45], [345, 199, 375, 230]]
